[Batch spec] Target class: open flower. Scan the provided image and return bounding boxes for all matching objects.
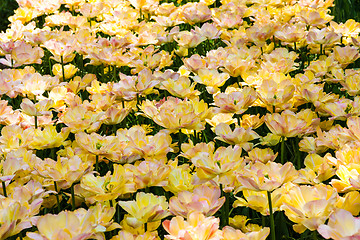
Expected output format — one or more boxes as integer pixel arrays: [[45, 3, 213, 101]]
[[163, 212, 221, 240], [139, 97, 207, 133], [264, 110, 317, 138], [317, 209, 360, 240], [59, 105, 105, 133], [8, 41, 44, 67], [281, 183, 338, 233], [222, 226, 270, 240], [79, 164, 136, 204], [182, 142, 245, 184], [27, 206, 115, 240], [213, 86, 257, 114], [126, 160, 170, 189], [236, 161, 298, 192], [34, 155, 92, 190], [233, 188, 283, 216], [169, 183, 225, 218], [192, 68, 229, 94], [75, 131, 124, 163], [118, 192, 170, 229], [215, 123, 259, 150]]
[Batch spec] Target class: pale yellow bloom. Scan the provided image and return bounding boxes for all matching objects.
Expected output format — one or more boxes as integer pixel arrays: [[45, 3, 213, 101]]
[[52, 63, 78, 80], [318, 209, 360, 240], [118, 192, 170, 229], [79, 164, 136, 204], [163, 212, 221, 240], [169, 183, 225, 218], [281, 184, 338, 233]]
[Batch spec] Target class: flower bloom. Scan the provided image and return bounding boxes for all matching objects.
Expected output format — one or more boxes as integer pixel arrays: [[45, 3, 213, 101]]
[[139, 97, 208, 133], [118, 192, 170, 229], [169, 183, 225, 218], [280, 184, 338, 233], [317, 209, 360, 240], [236, 162, 298, 192], [163, 212, 222, 240], [222, 226, 270, 240]]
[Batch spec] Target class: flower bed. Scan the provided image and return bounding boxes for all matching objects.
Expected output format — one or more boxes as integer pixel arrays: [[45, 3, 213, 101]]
[[1, 0, 360, 239]]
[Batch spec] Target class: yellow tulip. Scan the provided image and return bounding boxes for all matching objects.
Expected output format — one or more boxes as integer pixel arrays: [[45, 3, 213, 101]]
[[163, 212, 221, 240], [169, 183, 225, 218], [118, 192, 170, 229], [280, 184, 338, 233], [318, 209, 360, 240]]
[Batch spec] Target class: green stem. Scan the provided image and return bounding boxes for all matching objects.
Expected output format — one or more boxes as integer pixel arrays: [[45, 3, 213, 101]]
[[95, 155, 99, 173], [54, 181, 61, 213], [267, 191, 276, 240], [34, 115, 38, 129], [273, 36, 277, 48], [71, 184, 76, 211], [2, 181, 7, 197], [294, 42, 297, 52], [60, 55, 66, 81], [178, 129, 182, 152], [236, 114, 241, 126], [292, 138, 301, 169], [193, 130, 197, 144], [144, 222, 147, 232], [281, 137, 285, 164], [236, 76, 241, 88], [34, 95, 38, 129], [220, 184, 230, 228], [116, 204, 121, 223]]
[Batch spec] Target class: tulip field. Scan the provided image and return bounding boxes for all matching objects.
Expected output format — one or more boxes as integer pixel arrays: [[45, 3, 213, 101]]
[[1, 0, 360, 239]]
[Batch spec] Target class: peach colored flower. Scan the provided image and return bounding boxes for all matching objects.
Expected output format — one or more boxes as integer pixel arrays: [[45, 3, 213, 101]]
[[298, 9, 333, 27], [139, 97, 206, 133], [233, 188, 283, 216], [182, 142, 245, 183], [192, 68, 229, 94], [181, 2, 211, 24], [280, 183, 338, 233], [27, 206, 114, 240], [75, 131, 124, 162], [5, 41, 44, 67], [236, 161, 298, 192], [163, 212, 222, 240], [59, 105, 105, 133], [169, 183, 225, 218], [34, 155, 92, 190], [264, 110, 317, 138], [160, 74, 200, 99], [222, 226, 270, 240], [213, 86, 257, 114], [274, 23, 306, 43], [214, 123, 259, 150], [330, 164, 360, 193], [245, 148, 278, 164], [118, 192, 170, 229], [42, 38, 76, 63], [332, 45, 360, 68], [116, 126, 174, 162], [317, 209, 360, 240], [246, 24, 276, 47], [79, 164, 136, 204], [126, 160, 170, 189]]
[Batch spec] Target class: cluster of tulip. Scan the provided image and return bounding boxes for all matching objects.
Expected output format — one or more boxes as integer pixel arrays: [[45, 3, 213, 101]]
[[1, 0, 360, 239]]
